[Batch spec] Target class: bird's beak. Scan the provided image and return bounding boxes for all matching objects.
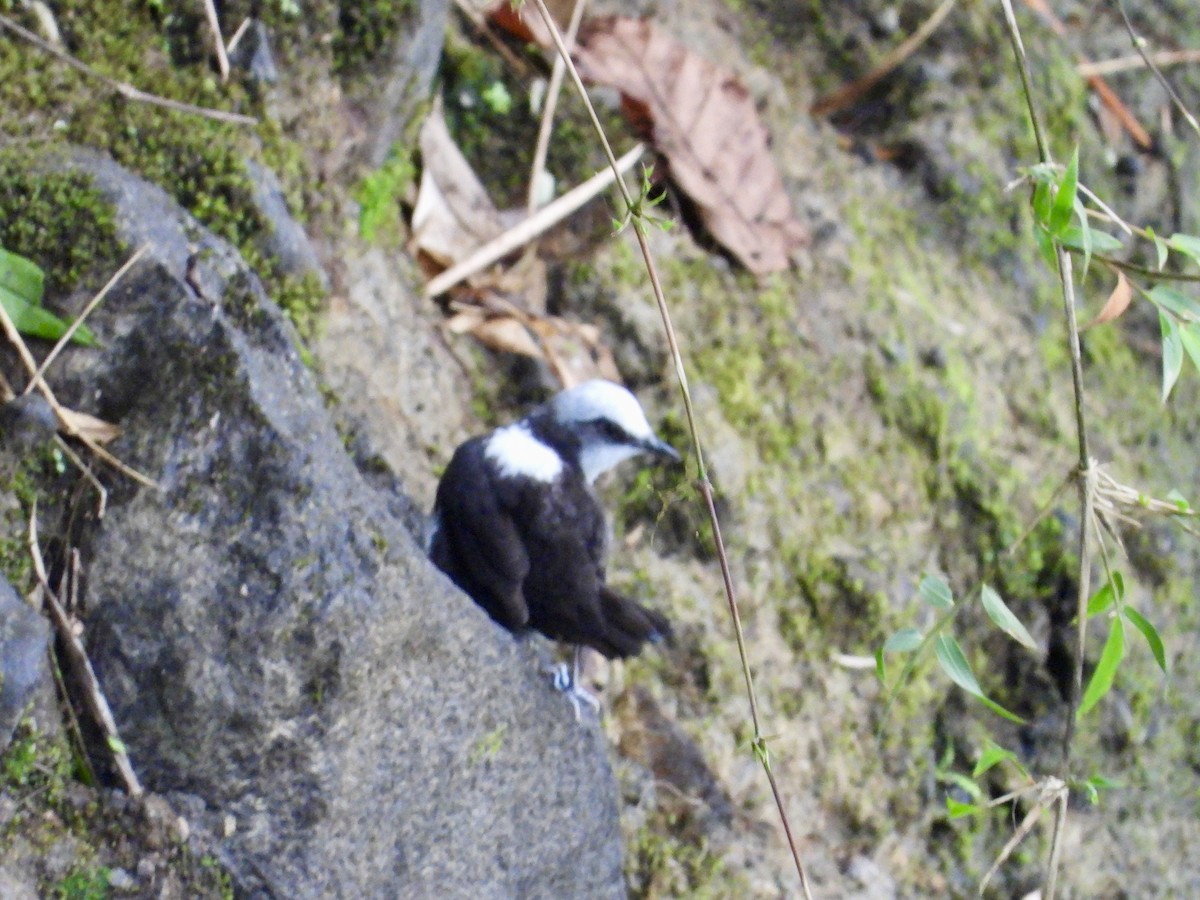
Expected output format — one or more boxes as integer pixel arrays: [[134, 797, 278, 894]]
[[642, 436, 682, 463]]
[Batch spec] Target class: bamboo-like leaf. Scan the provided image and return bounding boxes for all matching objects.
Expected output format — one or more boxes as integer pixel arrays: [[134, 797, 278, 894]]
[[1048, 148, 1079, 236], [1059, 227, 1122, 253], [1122, 605, 1167, 674], [1167, 232, 1200, 267], [883, 627, 924, 653], [1078, 617, 1125, 719], [919, 574, 954, 609], [1086, 572, 1124, 618], [1147, 226, 1168, 271], [0, 285, 97, 346], [934, 634, 1026, 723], [934, 634, 982, 696], [981, 584, 1037, 650], [1159, 311, 1184, 402], [875, 647, 886, 684], [946, 796, 981, 818], [0, 246, 44, 303], [1149, 285, 1200, 323], [973, 739, 1018, 778], [1179, 322, 1200, 374]]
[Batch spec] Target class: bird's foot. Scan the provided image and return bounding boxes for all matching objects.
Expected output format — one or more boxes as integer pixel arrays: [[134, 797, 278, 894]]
[[549, 662, 601, 721]]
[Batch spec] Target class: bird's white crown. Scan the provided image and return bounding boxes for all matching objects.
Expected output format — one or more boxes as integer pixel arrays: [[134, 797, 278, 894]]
[[549, 380, 655, 441]]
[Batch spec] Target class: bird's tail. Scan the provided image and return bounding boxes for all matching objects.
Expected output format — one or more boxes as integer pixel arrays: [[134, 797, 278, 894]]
[[593, 586, 672, 659]]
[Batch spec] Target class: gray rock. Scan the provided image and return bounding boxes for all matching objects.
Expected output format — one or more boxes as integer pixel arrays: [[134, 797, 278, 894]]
[[0, 576, 49, 749], [48, 149, 625, 899], [243, 159, 328, 289]]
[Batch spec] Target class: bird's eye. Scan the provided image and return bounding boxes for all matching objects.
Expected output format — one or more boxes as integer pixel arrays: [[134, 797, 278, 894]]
[[591, 418, 626, 442]]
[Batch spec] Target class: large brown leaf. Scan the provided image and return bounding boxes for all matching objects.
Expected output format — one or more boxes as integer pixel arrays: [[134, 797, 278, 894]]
[[574, 17, 808, 275]]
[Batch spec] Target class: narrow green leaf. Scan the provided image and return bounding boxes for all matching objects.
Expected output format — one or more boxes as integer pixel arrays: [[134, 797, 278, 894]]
[[1147, 226, 1169, 271], [1048, 148, 1079, 236], [919, 574, 954, 610], [1165, 488, 1191, 512], [883, 627, 924, 653], [1078, 617, 1126, 719], [1159, 311, 1184, 402], [1180, 322, 1200, 375], [1148, 285, 1200, 322], [979, 695, 1027, 724], [1032, 179, 1052, 225], [1059, 227, 1123, 253], [1086, 572, 1124, 618], [0, 286, 95, 345], [1122, 605, 1167, 673], [981, 585, 1037, 650], [939, 771, 984, 801], [0, 247, 45, 304], [934, 634, 982, 696], [946, 796, 981, 819], [1167, 233, 1200, 267], [973, 739, 1017, 778], [875, 647, 886, 684], [1075, 203, 1094, 277]]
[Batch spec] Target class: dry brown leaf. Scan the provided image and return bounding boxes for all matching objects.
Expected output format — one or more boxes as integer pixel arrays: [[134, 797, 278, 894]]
[[1083, 270, 1133, 330], [57, 407, 121, 444], [471, 315, 544, 357], [574, 17, 808, 275], [410, 104, 507, 269], [528, 317, 620, 387], [485, 0, 575, 48]]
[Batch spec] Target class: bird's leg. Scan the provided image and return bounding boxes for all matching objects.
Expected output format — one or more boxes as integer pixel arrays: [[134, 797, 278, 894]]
[[550, 646, 601, 721]]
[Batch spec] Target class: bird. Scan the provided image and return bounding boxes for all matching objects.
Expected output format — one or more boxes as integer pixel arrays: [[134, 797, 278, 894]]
[[428, 379, 680, 716]]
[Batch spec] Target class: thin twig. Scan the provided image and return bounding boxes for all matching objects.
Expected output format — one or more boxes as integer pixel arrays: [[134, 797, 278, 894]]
[[27, 244, 149, 389], [1114, 0, 1200, 138], [451, 0, 531, 75], [526, 0, 588, 215], [1077, 48, 1200, 78], [810, 0, 960, 117], [201, 0, 230, 82], [1000, 4, 1096, 897], [527, 1, 812, 895], [0, 13, 256, 126], [0, 276, 158, 489], [424, 143, 645, 297], [29, 501, 143, 797]]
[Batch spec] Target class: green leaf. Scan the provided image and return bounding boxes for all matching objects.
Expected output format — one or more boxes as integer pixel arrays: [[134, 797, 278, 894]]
[[0, 285, 96, 346], [883, 627, 924, 653], [1122, 605, 1167, 674], [973, 740, 1017, 778], [981, 584, 1037, 650], [939, 770, 983, 801], [1048, 148, 1079, 236], [1032, 179, 1052, 225], [1033, 225, 1056, 269], [1180, 322, 1200, 374], [875, 647, 886, 684], [0, 246, 45, 305], [934, 634, 981, 695], [1167, 233, 1200, 267], [1147, 226, 1169, 271], [946, 796, 981, 819], [1148, 285, 1200, 323], [107, 735, 127, 754], [1078, 617, 1125, 719], [1086, 572, 1124, 618], [934, 634, 1026, 723], [1059, 226, 1123, 254], [1159, 311, 1184, 402], [1165, 488, 1191, 512], [919, 574, 954, 610]]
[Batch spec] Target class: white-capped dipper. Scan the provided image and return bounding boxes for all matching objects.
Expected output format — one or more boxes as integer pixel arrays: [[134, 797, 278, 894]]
[[429, 380, 679, 716]]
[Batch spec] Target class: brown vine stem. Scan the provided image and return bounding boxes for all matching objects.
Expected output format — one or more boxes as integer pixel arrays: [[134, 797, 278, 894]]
[[998, 3, 1095, 898], [524, 0, 812, 895]]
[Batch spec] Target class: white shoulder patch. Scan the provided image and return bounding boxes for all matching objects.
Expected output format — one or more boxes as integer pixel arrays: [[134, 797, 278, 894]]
[[484, 425, 563, 483]]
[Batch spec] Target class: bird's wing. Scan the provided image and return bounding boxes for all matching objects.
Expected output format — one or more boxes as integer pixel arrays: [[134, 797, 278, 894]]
[[434, 444, 531, 630]]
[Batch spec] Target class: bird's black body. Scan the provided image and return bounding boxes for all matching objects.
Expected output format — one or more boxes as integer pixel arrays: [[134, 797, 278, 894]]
[[429, 394, 672, 660]]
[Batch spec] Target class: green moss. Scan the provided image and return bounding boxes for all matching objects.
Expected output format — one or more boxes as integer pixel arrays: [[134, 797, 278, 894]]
[[626, 816, 746, 899], [0, 152, 122, 296], [333, 0, 417, 74], [52, 866, 110, 900], [354, 148, 417, 244]]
